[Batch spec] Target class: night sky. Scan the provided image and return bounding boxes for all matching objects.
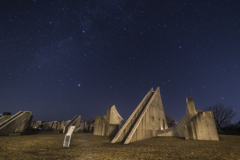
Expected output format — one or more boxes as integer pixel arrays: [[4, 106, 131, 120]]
[[1, 0, 239, 123]]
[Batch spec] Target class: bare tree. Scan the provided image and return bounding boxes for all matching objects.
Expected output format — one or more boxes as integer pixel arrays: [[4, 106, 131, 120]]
[[207, 103, 237, 132], [165, 114, 176, 127]]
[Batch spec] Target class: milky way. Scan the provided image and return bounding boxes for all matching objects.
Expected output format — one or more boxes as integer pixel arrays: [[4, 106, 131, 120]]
[[0, 1, 239, 123]]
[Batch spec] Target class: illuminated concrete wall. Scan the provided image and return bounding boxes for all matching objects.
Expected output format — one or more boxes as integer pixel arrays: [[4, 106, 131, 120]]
[[111, 87, 168, 144], [0, 115, 11, 124], [158, 98, 219, 141], [93, 105, 125, 136], [185, 111, 219, 140], [14, 115, 33, 132], [63, 115, 81, 134], [0, 111, 31, 136], [56, 120, 64, 132]]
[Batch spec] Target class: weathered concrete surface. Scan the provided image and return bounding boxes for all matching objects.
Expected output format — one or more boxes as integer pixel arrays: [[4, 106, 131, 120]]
[[0, 111, 31, 136], [107, 105, 125, 127], [0, 115, 11, 124], [63, 115, 81, 134], [56, 120, 64, 132], [93, 105, 125, 137], [158, 98, 219, 141], [51, 121, 58, 131], [111, 87, 168, 144], [14, 115, 34, 133], [93, 116, 108, 136], [185, 111, 219, 140]]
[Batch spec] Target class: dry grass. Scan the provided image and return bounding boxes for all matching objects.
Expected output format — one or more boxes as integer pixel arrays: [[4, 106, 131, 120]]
[[0, 132, 240, 160]]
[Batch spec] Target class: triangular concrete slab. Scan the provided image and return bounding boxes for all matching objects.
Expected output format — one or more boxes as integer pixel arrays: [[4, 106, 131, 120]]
[[111, 87, 168, 144]]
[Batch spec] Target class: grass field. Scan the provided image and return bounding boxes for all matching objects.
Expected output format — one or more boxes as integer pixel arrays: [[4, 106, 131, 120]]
[[0, 132, 239, 160]]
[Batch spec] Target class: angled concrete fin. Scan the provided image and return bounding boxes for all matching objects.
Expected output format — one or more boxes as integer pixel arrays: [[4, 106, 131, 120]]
[[93, 105, 125, 136], [63, 115, 81, 134], [107, 105, 124, 125], [0, 111, 31, 136], [0, 115, 11, 125], [111, 87, 168, 144]]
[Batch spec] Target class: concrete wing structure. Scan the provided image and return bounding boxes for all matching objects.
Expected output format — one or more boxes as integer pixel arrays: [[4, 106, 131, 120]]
[[56, 120, 64, 132], [185, 110, 219, 140], [0, 111, 31, 136], [51, 121, 58, 131], [0, 115, 11, 125], [14, 115, 33, 133], [111, 87, 168, 144], [93, 116, 108, 136], [63, 115, 81, 134], [93, 105, 125, 137], [158, 98, 219, 141]]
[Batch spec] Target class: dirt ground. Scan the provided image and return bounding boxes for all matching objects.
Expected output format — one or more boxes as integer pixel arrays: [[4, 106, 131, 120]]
[[0, 132, 239, 160]]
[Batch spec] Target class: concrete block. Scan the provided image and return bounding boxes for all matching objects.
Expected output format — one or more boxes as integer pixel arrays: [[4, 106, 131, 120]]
[[0, 111, 31, 136], [56, 120, 64, 132], [111, 87, 168, 144], [0, 115, 11, 125], [185, 111, 219, 141], [93, 105, 125, 137]]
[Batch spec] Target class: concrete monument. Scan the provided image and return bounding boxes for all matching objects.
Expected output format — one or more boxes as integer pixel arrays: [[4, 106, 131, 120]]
[[63, 115, 81, 134], [111, 87, 167, 144], [56, 120, 65, 133], [51, 121, 58, 131], [0, 111, 32, 136], [0, 116, 11, 125], [75, 121, 88, 132], [13, 114, 34, 134], [93, 105, 125, 137], [157, 98, 219, 141]]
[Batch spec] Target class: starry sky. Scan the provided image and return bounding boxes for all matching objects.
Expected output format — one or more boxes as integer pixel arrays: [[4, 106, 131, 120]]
[[0, 0, 239, 123]]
